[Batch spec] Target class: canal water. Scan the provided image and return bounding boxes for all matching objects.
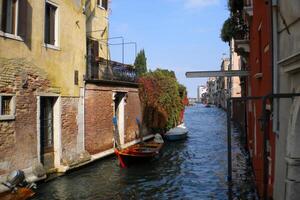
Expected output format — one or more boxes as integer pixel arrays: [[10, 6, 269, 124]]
[[32, 104, 257, 200]]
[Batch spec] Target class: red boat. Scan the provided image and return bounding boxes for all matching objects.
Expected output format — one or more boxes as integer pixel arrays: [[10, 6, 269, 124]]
[[0, 188, 35, 200], [115, 141, 163, 168], [0, 170, 36, 200], [113, 117, 164, 167]]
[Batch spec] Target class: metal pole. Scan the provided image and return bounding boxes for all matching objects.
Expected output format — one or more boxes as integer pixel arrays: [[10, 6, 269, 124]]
[[227, 39, 233, 200], [227, 99, 233, 200], [134, 42, 137, 58], [108, 42, 138, 61], [122, 38, 124, 65]]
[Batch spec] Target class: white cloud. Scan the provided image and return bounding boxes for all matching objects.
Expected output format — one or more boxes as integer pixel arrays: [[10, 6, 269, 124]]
[[184, 0, 219, 9]]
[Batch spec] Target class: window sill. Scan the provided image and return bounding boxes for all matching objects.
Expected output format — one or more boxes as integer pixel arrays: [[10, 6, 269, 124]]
[[0, 31, 23, 42], [44, 43, 61, 51], [0, 115, 15, 121]]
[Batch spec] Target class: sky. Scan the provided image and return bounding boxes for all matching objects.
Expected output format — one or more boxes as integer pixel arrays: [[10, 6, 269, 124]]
[[109, 0, 230, 98]]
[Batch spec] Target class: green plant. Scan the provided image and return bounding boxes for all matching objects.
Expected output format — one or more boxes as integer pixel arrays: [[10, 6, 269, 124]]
[[138, 69, 187, 132], [220, 13, 248, 43], [228, 0, 244, 13], [134, 49, 147, 76]]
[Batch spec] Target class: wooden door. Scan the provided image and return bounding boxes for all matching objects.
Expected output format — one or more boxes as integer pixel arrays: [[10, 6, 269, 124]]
[[40, 97, 55, 171]]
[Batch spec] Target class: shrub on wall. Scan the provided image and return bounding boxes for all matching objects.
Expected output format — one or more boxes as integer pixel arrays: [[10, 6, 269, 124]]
[[138, 69, 187, 132]]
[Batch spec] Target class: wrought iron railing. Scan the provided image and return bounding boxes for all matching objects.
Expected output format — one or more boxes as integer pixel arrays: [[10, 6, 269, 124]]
[[86, 57, 137, 83]]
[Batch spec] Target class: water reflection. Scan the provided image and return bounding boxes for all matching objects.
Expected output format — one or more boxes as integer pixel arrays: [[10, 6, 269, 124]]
[[32, 104, 256, 200]]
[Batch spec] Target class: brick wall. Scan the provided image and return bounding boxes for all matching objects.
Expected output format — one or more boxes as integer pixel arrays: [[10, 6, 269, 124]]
[[125, 91, 142, 143], [85, 83, 142, 155], [61, 97, 79, 164], [0, 58, 50, 175], [0, 58, 88, 175]]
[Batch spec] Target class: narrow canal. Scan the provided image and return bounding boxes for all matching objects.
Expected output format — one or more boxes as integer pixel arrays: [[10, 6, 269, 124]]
[[32, 105, 257, 200]]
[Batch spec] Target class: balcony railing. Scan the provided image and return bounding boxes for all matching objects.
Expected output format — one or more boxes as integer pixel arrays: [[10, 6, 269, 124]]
[[86, 57, 137, 83]]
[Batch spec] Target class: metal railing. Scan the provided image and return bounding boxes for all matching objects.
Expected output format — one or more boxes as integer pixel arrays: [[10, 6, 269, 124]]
[[86, 57, 137, 83]]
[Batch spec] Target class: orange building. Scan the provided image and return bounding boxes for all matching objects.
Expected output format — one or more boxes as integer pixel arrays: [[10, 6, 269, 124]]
[[244, 0, 275, 199]]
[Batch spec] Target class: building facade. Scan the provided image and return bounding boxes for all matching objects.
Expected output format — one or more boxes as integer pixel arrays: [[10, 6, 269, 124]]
[[197, 85, 207, 103], [0, 0, 87, 186], [272, 1, 300, 199], [230, 0, 275, 198], [0, 0, 143, 193]]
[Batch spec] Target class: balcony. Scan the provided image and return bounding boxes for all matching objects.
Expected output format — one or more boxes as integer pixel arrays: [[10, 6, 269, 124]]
[[86, 57, 137, 83], [244, 0, 253, 16], [234, 31, 250, 57]]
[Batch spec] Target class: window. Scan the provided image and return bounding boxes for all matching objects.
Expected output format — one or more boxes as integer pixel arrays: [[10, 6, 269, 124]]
[[44, 1, 58, 46], [0, 0, 19, 35], [0, 95, 15, 120], [97, 0, 108, 10]]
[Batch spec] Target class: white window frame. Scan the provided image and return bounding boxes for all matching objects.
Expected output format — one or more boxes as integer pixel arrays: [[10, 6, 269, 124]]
[[44, 0, 60, 50], [0, 94, 16, 121], [97, 0, 108, 10], [0, 0, 23, 41]]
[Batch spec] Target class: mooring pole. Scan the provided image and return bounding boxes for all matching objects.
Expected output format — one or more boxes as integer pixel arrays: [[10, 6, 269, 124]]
[[227, 99, 233, 200]]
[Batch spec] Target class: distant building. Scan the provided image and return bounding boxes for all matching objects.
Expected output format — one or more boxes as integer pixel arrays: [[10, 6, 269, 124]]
[[216, 58, 230, 108], [197, 85, 207, 102], [206, 77, 217, 104]]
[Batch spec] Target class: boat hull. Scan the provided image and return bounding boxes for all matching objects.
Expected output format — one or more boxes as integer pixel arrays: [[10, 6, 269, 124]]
[[0, 188, 35, 200], [115, 141, 163, 167], [164, 125, 188, 141], [164, 132, 187, 141]]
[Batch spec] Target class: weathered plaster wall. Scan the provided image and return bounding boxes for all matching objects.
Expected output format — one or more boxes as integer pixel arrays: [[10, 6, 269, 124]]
[[0, 0, 86, 96], [85, 0, 110, 59]]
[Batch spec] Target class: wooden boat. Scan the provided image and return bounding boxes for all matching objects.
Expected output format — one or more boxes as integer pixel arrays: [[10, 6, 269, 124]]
[[0, 170, 36, 200], [164, 124, 188, 141], [0, 188, 35, 200], [113, 117, 163, 168], [115, 140, 163, 168]]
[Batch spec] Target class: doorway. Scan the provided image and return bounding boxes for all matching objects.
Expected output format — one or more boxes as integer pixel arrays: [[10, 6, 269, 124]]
[[114, 92, 126, 146], [40, 97, 56, 171]]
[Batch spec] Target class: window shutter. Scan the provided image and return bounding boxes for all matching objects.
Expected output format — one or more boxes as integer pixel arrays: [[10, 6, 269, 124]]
[[1, 0, 8, 31], [103, 0, 108, 10], [18, 0, 28, 39], [92, 40, 99, 61], [49, 6, 55, 45]]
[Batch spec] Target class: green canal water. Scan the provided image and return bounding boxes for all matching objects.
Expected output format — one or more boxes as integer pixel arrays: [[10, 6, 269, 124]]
[[31, 105, 258, 200]]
